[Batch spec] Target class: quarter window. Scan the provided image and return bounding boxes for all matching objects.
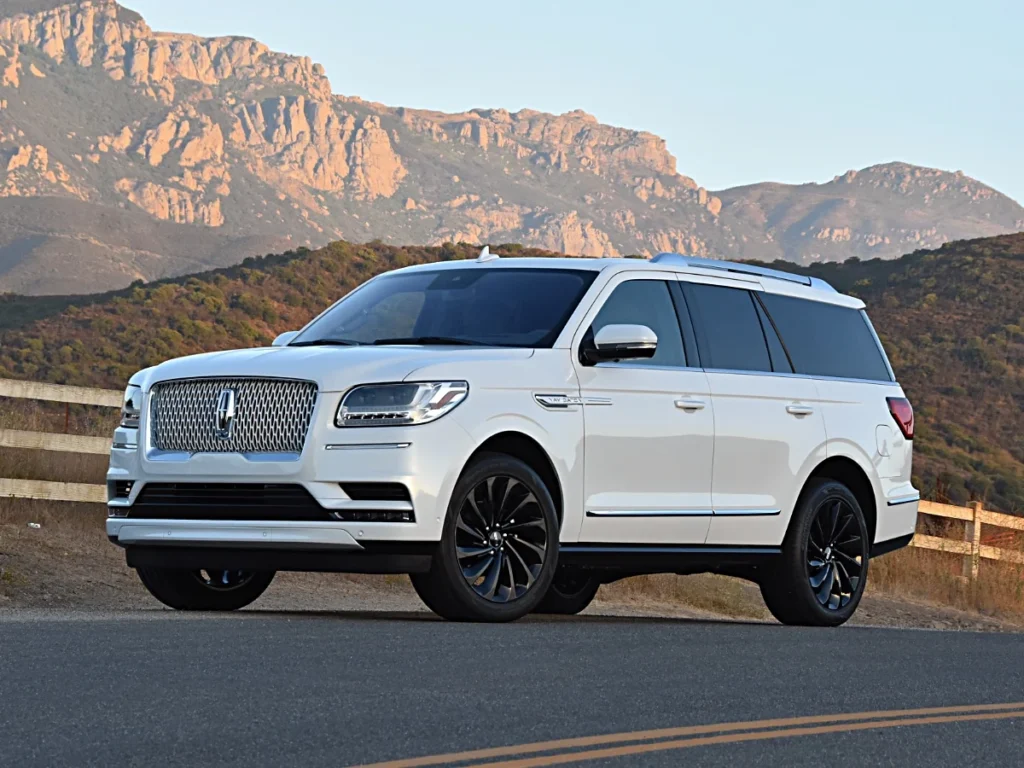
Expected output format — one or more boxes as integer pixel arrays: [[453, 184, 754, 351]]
[[684, 283, 772, 372], [759, 293, 892, 381], [590, 280, 686, 367]]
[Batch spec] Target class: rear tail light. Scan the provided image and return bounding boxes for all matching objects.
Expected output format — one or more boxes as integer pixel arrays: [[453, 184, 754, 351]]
[[887, 397, 914, 440]]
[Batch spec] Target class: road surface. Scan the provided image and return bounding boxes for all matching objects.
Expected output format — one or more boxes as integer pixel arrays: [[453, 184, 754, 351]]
[[1, 610, 1022, 766]]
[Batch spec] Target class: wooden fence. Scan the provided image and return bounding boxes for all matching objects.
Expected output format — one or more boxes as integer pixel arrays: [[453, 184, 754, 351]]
[[2, 377, 1023, 579]]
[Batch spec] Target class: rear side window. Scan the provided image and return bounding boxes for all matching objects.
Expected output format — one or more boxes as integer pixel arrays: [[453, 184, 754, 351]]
[[591, 280, 686, 367], [683, 283, 771, 372], [759, 293, 892, 381]]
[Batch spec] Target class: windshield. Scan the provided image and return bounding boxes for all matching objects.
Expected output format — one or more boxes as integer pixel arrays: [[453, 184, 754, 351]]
[[291, 267, 597, 348]]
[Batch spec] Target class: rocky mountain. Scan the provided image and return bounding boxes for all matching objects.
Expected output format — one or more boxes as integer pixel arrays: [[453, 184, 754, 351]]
[[0, 0, 1021, 295]]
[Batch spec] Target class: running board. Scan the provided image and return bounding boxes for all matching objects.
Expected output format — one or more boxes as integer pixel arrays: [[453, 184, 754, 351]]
[[559, 544, 781, 575]]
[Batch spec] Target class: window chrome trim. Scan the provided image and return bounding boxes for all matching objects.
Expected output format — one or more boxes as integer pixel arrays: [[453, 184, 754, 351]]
[[586, 509, 713, 517], [886, 494, 921, 507], [701, 367, 899, 387]]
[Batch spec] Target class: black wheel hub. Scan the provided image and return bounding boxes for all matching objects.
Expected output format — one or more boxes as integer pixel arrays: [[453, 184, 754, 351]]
[[192, 570, 256, 591], [455, 475, 549, 603], [806, 498, 865, 611]]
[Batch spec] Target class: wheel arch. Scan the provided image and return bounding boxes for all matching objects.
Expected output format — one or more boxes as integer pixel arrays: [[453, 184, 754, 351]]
[[798, 455, 878, 545], [463, 431, 564, 524]]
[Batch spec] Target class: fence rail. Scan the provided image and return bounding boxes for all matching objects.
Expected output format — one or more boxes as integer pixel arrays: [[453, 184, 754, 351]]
[[2, 378, 1022, 578]]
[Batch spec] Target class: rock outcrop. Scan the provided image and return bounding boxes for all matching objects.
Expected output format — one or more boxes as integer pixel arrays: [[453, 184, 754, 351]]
[[0, 0, 1022, 295]]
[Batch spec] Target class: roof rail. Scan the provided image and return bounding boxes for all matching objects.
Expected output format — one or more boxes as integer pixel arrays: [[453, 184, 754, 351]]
[[650, 253, 836, 292]]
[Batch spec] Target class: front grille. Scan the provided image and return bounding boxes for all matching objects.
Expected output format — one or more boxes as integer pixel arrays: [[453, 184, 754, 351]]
[[129, 483, 332, 522], [150, 377, 318, 454]]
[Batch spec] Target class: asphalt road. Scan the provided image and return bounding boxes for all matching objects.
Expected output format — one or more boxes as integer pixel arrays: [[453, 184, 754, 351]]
[[1, 610, 1023, 767]]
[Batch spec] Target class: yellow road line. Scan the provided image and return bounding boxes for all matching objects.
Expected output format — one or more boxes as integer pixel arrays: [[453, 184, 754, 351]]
[[476, 709, 1024, 767], [353, 701, 1024, 768]]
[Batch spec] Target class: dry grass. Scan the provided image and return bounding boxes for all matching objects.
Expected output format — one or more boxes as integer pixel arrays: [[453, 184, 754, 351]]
[[598, 573, 771, 620], [869, 546, 1024, 622]]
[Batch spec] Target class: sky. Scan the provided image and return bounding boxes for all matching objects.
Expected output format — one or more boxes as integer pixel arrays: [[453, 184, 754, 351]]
[[128, 0, 1023, 202]]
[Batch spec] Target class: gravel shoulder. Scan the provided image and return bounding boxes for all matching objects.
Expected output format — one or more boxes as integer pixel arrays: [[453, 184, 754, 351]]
[[2, 502, 1021, 632]]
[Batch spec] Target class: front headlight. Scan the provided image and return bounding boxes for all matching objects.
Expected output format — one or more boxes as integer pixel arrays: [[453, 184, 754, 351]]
[[336, 382, 468, 427], [121, 384, 142, 429]]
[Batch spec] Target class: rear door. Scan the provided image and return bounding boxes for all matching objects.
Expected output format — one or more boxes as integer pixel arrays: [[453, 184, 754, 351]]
[[680, 279, 828, 547], [574, 272, 714, 544]]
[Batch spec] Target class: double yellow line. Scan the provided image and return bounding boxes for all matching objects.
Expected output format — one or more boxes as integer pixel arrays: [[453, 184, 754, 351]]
[[355, 702, 1024, 767]]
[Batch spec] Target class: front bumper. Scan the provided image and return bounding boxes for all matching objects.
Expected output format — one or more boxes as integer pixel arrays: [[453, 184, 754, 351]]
[[106, 413, 476, 548]]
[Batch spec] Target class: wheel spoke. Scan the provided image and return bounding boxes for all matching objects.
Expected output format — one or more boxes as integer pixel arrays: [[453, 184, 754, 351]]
[[505, 541, 536, 589], [480, 550, 503, 599], [485, 477, 499, 526], [809, 563, 831, 588], [828, 501, 841, 540], [465, 494, 489, 532], [457, 545, 492, 560], [814, 563, 835, 605], [496, 478, 519, 522], [502, 518, 545, 533], [500, 492, 538, 526], [456, 516, 486, 544], [507, 534, 546, 559], [463, 554, 493, 581], [502, 554, 517, 601]]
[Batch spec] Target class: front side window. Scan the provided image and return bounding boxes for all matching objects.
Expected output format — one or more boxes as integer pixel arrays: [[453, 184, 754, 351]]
[[759, 293, 893, 381], [684, 283, 772, 372], [589, 279, 686, 367], [292, 268, 596, 348]]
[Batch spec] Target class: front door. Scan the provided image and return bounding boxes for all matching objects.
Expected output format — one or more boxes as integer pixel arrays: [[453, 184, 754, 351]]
[[574, 273, 714, 544]]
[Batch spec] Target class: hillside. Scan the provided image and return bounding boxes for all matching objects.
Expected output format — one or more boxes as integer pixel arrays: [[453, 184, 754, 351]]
[[0, 1, 1021, 294], [0, 233, 1022, 512]]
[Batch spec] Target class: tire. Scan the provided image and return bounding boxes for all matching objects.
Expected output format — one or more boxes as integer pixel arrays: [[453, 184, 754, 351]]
[[413, 453, 559, 622], [136, 567, 275, 611], [760, 479, 870, 627], [534, 567, 600, 615]]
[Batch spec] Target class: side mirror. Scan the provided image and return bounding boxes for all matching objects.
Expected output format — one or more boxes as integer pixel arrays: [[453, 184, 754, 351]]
[[581, 324, 658, 365], [272, 331, 300, 347]]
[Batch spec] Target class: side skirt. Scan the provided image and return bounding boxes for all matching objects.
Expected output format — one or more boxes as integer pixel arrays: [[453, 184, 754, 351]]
[[559, 544, 781, 578], [870, 532, 914, 558]]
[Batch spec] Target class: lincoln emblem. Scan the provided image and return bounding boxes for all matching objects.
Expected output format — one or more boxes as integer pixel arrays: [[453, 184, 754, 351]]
[[215, 388, 237, 439]]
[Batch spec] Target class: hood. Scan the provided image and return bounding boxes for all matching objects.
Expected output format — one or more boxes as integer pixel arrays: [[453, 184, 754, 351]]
[[136, 345, 535, 392]]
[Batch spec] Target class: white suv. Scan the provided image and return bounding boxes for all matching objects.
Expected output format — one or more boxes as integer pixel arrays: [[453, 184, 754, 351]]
[[106, 250, 918, 626]]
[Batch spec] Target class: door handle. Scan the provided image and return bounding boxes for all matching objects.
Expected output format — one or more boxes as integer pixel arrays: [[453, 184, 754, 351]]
[[675, 398, 706, 411], [786, 404, 814, 416]]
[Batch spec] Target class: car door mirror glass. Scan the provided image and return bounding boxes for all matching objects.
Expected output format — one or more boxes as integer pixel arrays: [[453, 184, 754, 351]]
[[272, 331, 300, 347], [585, 324, 658, 364]]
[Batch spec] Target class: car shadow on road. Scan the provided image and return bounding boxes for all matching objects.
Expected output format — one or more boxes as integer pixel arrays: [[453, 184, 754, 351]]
[[233, 608, 773, 628]]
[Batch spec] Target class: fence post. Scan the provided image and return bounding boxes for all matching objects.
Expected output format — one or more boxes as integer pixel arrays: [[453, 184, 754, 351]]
[[964, 501, 983, 582]]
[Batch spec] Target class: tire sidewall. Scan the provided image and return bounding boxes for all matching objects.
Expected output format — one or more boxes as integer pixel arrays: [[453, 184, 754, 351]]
[[434, 453, 560, 621]]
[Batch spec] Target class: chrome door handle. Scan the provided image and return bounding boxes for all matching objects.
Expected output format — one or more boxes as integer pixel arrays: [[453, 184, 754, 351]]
[[675, 398, 706, 411], [786, 404, 814, 416]]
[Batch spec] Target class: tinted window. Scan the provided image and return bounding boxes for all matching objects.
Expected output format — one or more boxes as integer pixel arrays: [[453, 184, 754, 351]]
[[759, 293, 892, 381], [684, 284, 771, 372], [591, 280, 686, 367], [754, 297, 793, 373], [293, 268, 596, 348]]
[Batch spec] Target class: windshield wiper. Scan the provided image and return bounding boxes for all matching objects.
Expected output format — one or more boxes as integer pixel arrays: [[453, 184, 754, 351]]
[[287, 338, 364, 347], [372, 336, 483, 346]]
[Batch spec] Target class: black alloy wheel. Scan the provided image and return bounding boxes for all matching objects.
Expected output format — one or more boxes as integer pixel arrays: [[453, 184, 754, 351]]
[[534, 566, 601, 615], [192, 569, 259, 592], [806, 498, 865, 611], [455, 475, 549, 602], [410, 453, 559, 622], [760, 479, 870, 627]]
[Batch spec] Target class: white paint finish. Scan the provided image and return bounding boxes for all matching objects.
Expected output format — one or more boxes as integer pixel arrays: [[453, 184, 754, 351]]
[[570, 271, 713, 544], [705, 372, 828, 546], [103, 256, 917, 560], [592, 323, 658, 349]]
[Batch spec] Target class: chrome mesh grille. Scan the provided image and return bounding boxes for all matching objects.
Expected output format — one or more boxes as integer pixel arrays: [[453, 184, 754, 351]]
[[150, 378, 318, 454]]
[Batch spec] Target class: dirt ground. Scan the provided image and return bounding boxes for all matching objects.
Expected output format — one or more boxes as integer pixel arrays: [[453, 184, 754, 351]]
[[1, 501, 1021, 632]]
